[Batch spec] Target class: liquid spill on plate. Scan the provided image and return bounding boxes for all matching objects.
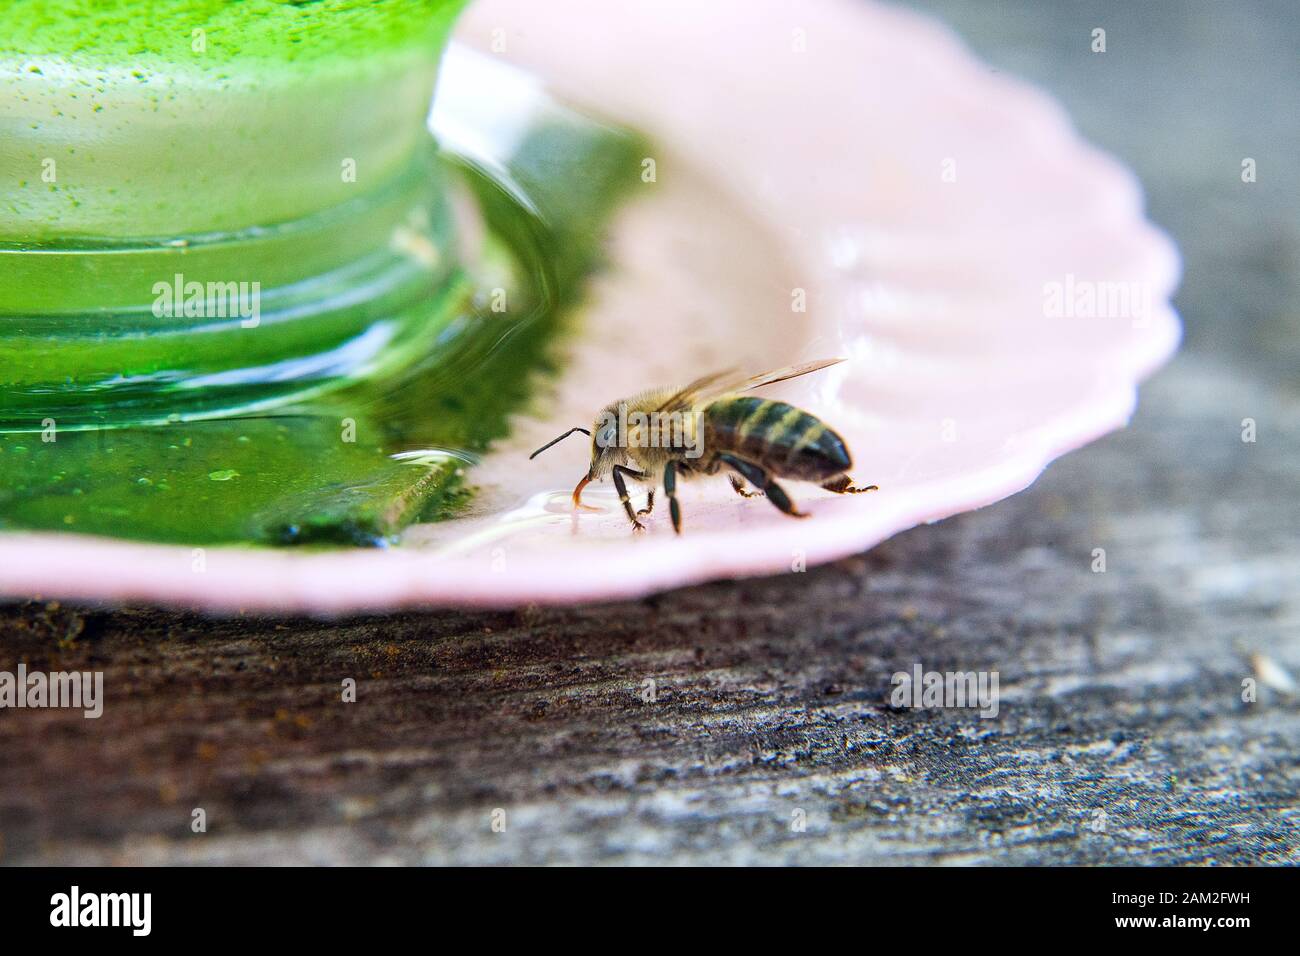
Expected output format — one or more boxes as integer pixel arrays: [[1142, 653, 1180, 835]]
[[0, 0, 1180, 612]]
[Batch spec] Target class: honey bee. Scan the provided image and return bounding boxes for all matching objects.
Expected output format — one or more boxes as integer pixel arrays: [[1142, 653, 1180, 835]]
[[529, 358, 876, 533]]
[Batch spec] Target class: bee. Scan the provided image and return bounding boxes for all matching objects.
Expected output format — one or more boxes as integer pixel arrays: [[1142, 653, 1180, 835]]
[[529, 358, 877, 533]]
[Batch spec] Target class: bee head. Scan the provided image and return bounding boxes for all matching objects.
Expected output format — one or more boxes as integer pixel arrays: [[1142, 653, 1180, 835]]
[[569, 405, 627, 506], [527, 404, 627, 510], [587, 405, 626, 476]]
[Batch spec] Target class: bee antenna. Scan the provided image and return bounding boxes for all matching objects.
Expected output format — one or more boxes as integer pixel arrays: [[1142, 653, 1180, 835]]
[[529, 427, 591, 460]]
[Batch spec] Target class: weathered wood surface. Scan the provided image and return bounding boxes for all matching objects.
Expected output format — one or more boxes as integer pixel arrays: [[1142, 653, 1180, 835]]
[[2, 356, 1296, 865], [1, 1, 1297, 865]]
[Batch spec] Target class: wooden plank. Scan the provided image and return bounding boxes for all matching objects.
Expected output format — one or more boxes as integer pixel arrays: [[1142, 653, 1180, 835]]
[[2, 357, 1297, 864]]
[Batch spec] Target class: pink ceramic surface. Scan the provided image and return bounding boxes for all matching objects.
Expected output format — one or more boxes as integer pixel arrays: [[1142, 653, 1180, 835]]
[[0, 0, 1180, 613]]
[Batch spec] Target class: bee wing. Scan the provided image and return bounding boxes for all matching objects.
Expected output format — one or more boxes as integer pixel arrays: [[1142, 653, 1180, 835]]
[[655, 358, 846, 414], [652, 368, 741, 415], [727, 357, 847, 394]]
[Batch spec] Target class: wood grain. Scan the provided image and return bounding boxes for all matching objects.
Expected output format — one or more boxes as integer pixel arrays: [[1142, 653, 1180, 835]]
[[2, 357, 1296, 864]]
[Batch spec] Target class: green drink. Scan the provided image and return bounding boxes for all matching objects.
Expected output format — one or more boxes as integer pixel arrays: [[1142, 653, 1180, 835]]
[[1, 0, 463, 238], [1, 0, 468, 425], [0, 1, 645, 546]]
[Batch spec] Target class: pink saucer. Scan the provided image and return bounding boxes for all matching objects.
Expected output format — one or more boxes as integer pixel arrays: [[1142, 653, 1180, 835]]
[[0, 0, 1179, 613]]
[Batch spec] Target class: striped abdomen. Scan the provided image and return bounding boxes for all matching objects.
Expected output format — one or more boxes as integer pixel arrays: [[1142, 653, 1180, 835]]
[[702, 396, 851, 481]]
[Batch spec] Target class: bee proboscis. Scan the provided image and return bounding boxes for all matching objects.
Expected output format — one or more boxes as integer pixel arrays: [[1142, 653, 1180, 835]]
[[529, 358, 877, 534]]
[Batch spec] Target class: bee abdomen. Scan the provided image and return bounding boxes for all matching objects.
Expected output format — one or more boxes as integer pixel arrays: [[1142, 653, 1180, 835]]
[[703, 397, 851, 481]]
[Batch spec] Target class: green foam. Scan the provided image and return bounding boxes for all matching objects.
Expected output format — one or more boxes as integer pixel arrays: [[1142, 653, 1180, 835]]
[[1, 1, 462, 71]]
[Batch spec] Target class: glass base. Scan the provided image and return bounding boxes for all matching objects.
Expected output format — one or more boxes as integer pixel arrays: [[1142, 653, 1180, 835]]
[[0, 47, 647, 546], [0, 139, 465, 430]]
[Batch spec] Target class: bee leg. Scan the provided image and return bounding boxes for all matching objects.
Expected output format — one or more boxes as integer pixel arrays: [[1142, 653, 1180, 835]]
[[821, 474, 879, 494], [728, 476, 763, 499], [719, 454, 808, 519], [637, 489, 655, 518], [612, 465, 648, 531], [664, 461, 683, 534]]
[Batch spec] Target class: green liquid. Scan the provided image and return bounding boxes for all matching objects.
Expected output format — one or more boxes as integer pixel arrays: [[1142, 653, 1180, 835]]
[[0, 9, 647, 545], [1, 0, 463, 238], [2, 0, 471, 427]]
